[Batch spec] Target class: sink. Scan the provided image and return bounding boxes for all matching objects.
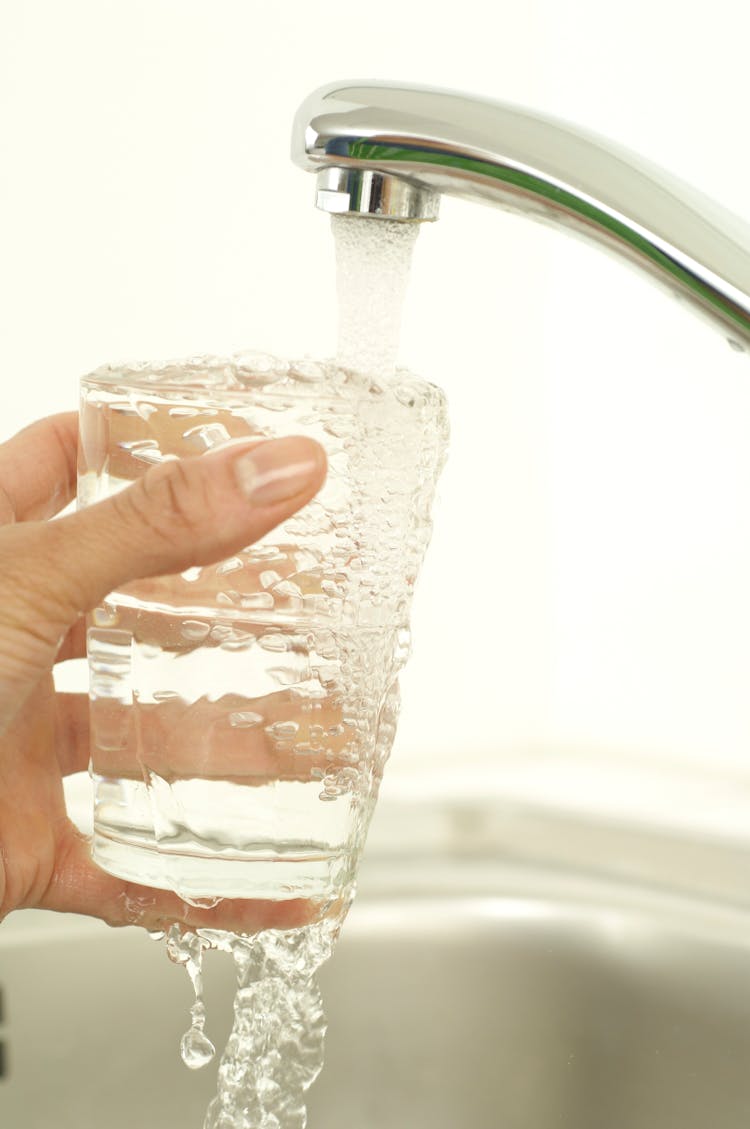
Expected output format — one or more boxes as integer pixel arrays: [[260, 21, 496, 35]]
[[2, 824, 750, 1129]]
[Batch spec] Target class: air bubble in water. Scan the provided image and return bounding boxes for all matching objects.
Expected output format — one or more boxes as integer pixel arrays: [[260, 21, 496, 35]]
[[289, 358, 326, 383], [169, 405, 201, 418], [229, 710, 263, 728], [153, 689, 180, 702], [258, 633, 289, 652], [260, 569, 282, 589], [182, 620, 211, 642], [216, 557, 243, 576], [183, 423, 232, 450], [122, 440, 165, 465], [266, 720, 300, 740], [240, 592, 275, 610]]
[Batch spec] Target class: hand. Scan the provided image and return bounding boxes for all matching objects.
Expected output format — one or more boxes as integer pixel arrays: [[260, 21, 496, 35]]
[[0, 412, 326, 932]]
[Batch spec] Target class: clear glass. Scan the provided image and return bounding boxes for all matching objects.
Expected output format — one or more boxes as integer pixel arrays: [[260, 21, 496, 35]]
[[78, 352, 448, 905]]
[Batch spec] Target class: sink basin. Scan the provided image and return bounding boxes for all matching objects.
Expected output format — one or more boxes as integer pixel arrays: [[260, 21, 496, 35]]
[[2, 840, 750, 1129]]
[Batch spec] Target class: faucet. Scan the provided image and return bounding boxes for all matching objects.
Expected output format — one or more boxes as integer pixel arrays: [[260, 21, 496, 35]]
[[291, 81, 750, 350]]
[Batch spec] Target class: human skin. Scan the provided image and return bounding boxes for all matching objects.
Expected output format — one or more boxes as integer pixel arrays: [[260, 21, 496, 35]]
[[0, 411, 327, 933]]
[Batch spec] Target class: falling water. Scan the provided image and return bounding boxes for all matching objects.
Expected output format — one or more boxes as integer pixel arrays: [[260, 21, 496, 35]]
[[332, 214, 421, 379], [158, 212, 435, 1129]]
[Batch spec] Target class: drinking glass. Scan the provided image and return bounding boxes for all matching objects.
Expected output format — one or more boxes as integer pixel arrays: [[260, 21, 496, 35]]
[[78, 351, 448, 905]]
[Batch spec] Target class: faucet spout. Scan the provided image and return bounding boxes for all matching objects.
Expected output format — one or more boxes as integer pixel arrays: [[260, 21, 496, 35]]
[[291, 81, 750, 349]]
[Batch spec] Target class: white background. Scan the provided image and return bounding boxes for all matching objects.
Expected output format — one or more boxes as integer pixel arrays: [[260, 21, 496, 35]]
[[3, 1, 750, 810]]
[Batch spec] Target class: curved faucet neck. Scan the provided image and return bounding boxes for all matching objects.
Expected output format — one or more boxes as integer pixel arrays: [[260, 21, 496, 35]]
[[292, 81, 750, 350]]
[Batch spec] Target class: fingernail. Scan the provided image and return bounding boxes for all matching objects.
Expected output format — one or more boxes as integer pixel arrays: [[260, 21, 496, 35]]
[[234, 437, 324, 505]]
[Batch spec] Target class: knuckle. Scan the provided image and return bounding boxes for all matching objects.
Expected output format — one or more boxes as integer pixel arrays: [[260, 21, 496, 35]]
[[120, 459, 204, 545]]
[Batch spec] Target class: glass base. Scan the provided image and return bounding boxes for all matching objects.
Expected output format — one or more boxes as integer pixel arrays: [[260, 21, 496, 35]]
[[91, 826, 346, 902]]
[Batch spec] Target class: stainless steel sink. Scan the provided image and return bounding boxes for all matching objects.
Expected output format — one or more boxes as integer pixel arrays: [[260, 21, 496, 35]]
[[2, 816, 750, 1128]]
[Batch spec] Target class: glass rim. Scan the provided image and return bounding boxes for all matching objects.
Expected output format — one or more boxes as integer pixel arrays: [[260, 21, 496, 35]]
[[78, 353, 429, 404]]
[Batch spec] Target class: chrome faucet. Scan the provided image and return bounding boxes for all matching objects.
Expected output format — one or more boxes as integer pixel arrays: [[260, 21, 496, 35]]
[[291, 81, 750, 350]]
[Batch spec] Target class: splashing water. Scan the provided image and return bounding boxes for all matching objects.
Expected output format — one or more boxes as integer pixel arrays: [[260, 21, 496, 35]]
[[165, 915, 342, 1129], [166, 928, 217, 1071]]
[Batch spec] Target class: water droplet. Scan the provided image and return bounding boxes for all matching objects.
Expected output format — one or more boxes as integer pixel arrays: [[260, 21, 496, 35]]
[[169, 406, 201, 418], [181, 566, 202, 583], [183, 423, 232, 450], [118, 439, 164, 464], [266, 720, 300, 740], [181, 1027, 216, 1070], [394, 378, 428, 409], [220, 629, 254, 651], [314, 630, 337, 660], [272, 579, 303, 599], [269, 663, 297, 686], [182, 895, 221, 909], [209, 624, 233, 644], [131, 446, 165, 465], [229, 710, 263, 728], [289, 358, 326, 383], [153, 689, 180, 702], [315, 664, 339, 686], [323, 419, 353, 439], [240, 592, 275, 610], [234, 350, 287, 375], [258, 633, 289, 652], [260, 569, 282, 589], [216, 557, 243, 576], [181, 620, 210, 642]]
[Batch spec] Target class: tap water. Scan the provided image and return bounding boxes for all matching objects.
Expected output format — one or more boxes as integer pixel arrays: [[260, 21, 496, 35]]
[[164, 917, 340, 1129], [167, 927, 217, 1070], [82, 215, 447, 1127], [332, 214, 421, 380]]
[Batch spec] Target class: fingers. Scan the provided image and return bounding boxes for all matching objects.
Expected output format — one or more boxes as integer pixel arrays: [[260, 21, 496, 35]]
[[0, 437, 327, 715], [52, 435, 327, 620], [41, 823, 319, 932], [0, 412, 78, 524]]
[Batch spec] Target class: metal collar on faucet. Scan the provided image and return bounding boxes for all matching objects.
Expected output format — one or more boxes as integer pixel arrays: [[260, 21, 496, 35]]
[[291, 80, 750, 349]]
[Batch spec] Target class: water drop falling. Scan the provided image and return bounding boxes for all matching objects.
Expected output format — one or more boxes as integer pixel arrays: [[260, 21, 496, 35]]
[[167, 926, 216, 1071], [181, 1023, 216, 1071]]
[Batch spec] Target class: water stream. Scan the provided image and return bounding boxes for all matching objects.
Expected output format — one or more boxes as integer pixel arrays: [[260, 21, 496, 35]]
[[163, 214, 435, 1128]]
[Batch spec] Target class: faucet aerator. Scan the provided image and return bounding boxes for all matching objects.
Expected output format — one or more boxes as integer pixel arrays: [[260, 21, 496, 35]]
[[314, 167, 440, 223]]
